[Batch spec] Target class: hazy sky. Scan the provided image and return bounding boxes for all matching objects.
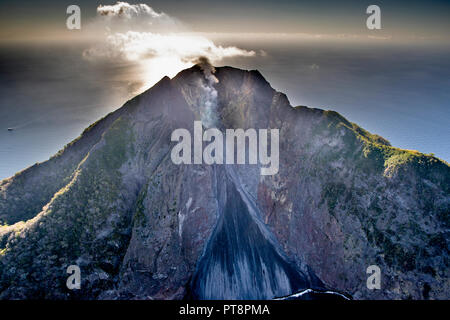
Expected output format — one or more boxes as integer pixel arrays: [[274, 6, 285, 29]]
[[1, 0, 449, 40]]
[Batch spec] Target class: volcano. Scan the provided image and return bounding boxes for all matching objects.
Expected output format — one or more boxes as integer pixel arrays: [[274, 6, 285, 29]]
[[0, 64, 448, 300]]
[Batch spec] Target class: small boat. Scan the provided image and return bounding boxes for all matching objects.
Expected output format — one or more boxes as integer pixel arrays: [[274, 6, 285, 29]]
[[7, 128, 14, 131]]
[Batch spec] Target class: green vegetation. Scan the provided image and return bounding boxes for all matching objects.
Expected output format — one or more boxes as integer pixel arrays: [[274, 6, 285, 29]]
[[312, 106, 449, 280], [0, 114, 137, 297], [318, 108, 449, 176], [90, 116, 135, 171]]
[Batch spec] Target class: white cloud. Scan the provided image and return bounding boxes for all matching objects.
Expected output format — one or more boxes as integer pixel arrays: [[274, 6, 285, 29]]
[[97, 2, 162, 18], [83, 2, 256, 91], [83, 31, 254, 63], [92, 2, 183, 33]]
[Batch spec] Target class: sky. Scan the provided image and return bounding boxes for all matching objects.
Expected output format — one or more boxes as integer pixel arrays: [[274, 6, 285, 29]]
[[0, 1, 449, 179], [1, 0, 449, 40]]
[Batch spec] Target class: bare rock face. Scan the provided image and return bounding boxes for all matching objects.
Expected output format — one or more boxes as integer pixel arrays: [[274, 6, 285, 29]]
[[0, 65, 448, 300]]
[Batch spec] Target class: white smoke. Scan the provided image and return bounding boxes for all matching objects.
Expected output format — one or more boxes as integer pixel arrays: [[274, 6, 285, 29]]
[[195, 57, 219, 128], [82, 2, 255, 91], [82, 31, 253, 63]]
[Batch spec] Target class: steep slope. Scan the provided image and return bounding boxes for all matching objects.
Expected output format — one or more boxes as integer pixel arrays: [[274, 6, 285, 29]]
[[0, 64, 448, 299], [0, 96, 135, 225], [189, 166, 323, 299]]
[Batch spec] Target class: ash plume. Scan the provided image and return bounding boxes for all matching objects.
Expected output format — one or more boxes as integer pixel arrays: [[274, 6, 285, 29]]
[[82, 2, 255, 91], [195, 57, 219, 128]]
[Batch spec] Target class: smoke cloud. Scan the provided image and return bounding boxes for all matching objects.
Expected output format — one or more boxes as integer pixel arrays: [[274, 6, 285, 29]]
[[195, 57, 219, 128], [82, 2, 255, 91]]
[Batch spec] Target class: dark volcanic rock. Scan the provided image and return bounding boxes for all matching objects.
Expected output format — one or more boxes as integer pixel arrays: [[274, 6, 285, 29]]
[[0, 65, 448, 299], [189, 166, 322, 300]]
